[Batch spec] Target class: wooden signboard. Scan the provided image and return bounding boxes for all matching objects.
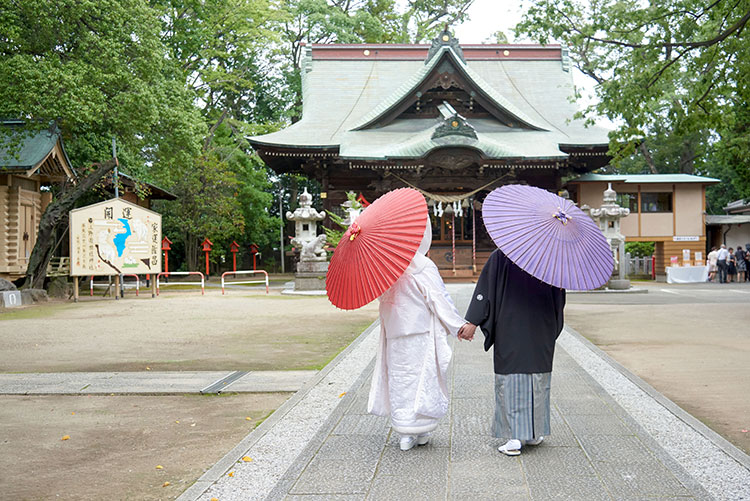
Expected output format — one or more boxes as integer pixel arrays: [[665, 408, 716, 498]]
[[69, 198, 162, 277]]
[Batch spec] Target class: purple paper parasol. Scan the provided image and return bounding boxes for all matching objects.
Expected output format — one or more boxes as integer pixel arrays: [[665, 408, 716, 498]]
[[482, 185, 614, 290]]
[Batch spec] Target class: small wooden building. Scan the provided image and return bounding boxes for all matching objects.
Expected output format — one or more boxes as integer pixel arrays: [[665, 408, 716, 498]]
[[0, 121, 75, 280], [249, 30, 611, 277], [1, 121, 176, 281], [566, 173, 720, 275], [101, 171, 177, 209]]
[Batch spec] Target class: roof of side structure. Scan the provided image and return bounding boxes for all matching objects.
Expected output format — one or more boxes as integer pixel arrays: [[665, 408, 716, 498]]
[[568, 173, 721, 184], [0, 120, 72, 171]]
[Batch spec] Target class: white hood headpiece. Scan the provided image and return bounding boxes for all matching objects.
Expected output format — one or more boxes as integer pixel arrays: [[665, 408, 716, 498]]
[[417, 217, 432, 256]]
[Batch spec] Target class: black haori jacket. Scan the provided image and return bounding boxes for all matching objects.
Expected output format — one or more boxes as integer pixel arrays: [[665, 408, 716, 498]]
[[465, 249, 566, 375]]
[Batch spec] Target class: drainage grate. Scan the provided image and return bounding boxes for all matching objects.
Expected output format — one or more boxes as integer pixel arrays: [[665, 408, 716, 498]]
[[200, 371, 249, 394]]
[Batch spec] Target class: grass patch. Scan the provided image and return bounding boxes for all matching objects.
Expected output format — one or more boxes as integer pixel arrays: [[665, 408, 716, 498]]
[[294, 320, 376, 370], [155, 284, 205, 291], [186, 392, 238, 398], [0, 303, 72, 321], [254, 409, 277, 428]]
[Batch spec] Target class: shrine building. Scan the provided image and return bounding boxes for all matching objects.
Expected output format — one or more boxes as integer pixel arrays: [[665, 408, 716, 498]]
[[0, 121, 75, 280], [249, 30, 611, 278]]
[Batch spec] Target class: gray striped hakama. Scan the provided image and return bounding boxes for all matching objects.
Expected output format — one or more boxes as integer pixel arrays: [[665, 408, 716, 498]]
[[493, 373, 551, 441]]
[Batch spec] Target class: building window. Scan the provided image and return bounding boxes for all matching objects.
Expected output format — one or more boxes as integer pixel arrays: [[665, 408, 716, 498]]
[[616, 193, 638, 213], [640, 192, 672, 213]]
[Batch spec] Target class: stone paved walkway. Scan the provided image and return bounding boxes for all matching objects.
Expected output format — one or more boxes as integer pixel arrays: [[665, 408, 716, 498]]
[[269, 342, 706, 500], [185, 285, 750, 501]]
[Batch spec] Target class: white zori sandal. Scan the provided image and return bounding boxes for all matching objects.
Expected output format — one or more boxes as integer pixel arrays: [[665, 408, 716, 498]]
[[417, 433, 430, 446], [525, 436, 544, 446], [400, 435, 417, 451], [498, 439, 522, 456]]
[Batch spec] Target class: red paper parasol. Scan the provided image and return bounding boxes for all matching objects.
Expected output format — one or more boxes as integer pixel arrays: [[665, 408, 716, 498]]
[[482, 184, 614, 290], [326, 188, 428, 310]]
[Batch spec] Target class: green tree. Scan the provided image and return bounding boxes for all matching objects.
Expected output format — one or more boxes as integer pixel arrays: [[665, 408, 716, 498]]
[[151, 0, 283, 270], [516, 0, 750, 175], [0, 0, 203, 170], [0, 0, 203, 285]]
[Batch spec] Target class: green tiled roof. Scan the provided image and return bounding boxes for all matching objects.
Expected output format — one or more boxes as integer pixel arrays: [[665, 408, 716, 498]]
[[352, 46, 547, 131], [0, 120, 66, 170], [248, 43, 611, 161], [568, 173, 721, 184]]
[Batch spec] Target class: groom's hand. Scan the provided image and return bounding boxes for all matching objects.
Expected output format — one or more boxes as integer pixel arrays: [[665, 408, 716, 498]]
[[458, 322, 477, 341]]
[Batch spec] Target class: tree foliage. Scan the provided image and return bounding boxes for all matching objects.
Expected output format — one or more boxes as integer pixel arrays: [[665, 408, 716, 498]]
[[516, 0, 750, 196], [2, 0, 477, 278], [0, 0, 203, 175]]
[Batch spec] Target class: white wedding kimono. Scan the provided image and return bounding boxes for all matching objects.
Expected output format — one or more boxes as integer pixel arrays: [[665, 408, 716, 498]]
[[368, 240, 466, 435]]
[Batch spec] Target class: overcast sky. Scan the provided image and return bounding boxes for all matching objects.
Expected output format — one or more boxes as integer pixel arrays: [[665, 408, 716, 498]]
[[453, 0, 524, 44]]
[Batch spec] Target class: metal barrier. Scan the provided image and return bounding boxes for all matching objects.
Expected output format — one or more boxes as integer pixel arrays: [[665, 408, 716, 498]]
[[90, 275, 140, 296], [624, 253, 654, 278], [221, 270, 269, 295], [156, 271, 205, 296]]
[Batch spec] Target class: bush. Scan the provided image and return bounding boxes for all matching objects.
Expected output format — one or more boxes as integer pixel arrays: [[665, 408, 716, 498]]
[[625, 241, 654, 258]]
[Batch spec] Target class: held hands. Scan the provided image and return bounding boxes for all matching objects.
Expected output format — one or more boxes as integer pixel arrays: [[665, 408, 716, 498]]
[[457, 322, 477, 341]]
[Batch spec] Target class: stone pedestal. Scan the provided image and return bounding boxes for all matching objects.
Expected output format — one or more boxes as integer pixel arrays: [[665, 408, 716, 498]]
[[607, 278, 631, 290], [295, 261, 329, 291]]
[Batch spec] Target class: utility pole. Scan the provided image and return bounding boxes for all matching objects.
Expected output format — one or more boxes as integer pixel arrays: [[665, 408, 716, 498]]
[[112, 137, 122, 298], [112, 137, 119, 198], [279, 182, 285, 274]]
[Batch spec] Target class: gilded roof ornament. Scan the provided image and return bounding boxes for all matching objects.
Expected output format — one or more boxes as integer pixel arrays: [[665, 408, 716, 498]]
[[426, 27, 465, 64]]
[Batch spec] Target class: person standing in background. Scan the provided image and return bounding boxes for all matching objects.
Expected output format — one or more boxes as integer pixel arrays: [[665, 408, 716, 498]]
[[717, 244, 729, 283], [707, 246, 719, 282], [735, 245, 747, 283], [727, 248, 737, 283]]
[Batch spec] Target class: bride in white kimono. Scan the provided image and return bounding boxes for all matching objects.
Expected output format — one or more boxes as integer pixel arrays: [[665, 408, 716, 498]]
[[367, 222, 468, 450]]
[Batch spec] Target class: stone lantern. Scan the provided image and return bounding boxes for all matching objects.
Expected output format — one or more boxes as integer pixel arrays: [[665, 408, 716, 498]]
[[285, 187, 328, 291], [581, 183, 631, 289], [286, 187, 325, 248]]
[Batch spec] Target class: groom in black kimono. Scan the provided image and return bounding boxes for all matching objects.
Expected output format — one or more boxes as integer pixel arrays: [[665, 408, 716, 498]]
[[458, 248, 565, 455]]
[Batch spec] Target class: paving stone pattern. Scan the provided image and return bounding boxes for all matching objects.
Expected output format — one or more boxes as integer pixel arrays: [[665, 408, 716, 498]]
[[273, 288, 707, 501]]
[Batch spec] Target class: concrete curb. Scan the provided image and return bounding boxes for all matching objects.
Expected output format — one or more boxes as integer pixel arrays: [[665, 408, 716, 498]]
[[0, 371, 317, 395], [177, 319, 381, 501]]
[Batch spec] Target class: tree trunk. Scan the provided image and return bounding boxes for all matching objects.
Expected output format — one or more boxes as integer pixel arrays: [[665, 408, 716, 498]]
[[639, 141, 658, 174], [679, 140, 696, 174], [23, 159, 118, 289], [185, 233, 198, 272]]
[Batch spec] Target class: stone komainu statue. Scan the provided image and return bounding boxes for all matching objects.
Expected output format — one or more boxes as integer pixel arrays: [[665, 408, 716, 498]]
[[300, 234, 327, 262]]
